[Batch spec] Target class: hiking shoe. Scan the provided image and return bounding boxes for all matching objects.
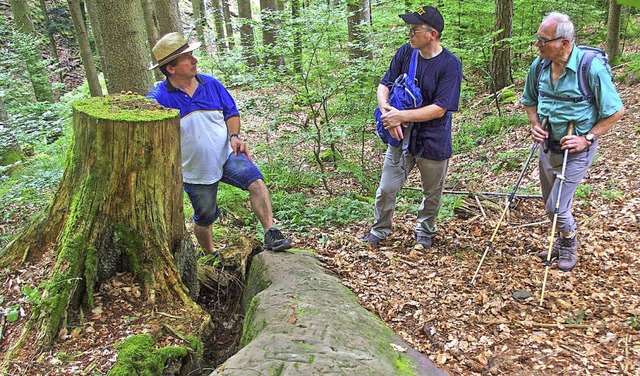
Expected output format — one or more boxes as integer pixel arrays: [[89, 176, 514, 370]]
[[363, 233, 382, 248], [263, 227, 292, 252], [538, 234, 561, 261], [557, 235, 578, 272], [416, 234, 433, 249]]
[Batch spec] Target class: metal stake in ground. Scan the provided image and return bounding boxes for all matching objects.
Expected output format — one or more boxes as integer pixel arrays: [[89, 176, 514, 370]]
[[539, 121, 574, 306], [468, 131, 542, 287]]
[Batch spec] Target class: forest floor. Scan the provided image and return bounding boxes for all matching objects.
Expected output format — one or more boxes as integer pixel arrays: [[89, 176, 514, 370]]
[[1, 60, 639, 376], [233, 73, 639, 374], [275, 85, 640, 374]]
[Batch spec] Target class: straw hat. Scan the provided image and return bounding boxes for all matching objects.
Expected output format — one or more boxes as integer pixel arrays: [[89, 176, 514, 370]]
[[149, 32, 201, 70]]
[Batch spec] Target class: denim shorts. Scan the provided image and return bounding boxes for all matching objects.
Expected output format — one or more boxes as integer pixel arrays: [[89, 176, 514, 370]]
[[183, 153, 263, 226]]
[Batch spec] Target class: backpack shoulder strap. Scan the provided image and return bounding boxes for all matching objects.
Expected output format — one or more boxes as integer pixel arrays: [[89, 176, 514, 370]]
[[578, 50, 596, 105], [535, 58, 551, 99], [408, 49, 419, 81]]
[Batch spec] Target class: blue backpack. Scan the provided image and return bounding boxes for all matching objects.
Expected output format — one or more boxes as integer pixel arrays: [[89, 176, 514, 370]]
[[375, 49, 423, 147], [534, 45, 613, 112]]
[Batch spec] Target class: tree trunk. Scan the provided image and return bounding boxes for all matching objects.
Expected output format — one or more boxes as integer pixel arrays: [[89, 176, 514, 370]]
[[93, 0, 154, 94], [347, 0, 372, 60], [238, 0, 256, 66], [68, 0, 103, 97], [605, 0, 622, 63], [37, 0, 62, 84], [0, 95, 7, 120], [260, 0, 282, 66], [192, 0, 208, 50], [155, 0, 184, 36], [84, 0, 108, 79], [0, 95, 208, 356], [490, 0, 513, 91], [140, 0, 163, 82], [210, 0, 228, 53], [222, 0, 235, 49], [9, 0, 54, 102]]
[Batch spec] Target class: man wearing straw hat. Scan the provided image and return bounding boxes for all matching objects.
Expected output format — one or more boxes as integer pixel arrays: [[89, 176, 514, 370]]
[[147, 32, 291, 255]]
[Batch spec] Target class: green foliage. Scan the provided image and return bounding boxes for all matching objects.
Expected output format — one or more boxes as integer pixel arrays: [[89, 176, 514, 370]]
[[617, 52, 640, 85], [628, 316, 640, 330], [437, 194, 465, 222], [453, 114, 529, 154], [0, 15, 54, 103], [599, 188, 623, 202], [22, 284, 41, 304], [271, 191, 371, 232], [257, 160, 319, 191], [575, 184, 594, 199], [564, 309, 586, 325], [491, 148, 530, 174]]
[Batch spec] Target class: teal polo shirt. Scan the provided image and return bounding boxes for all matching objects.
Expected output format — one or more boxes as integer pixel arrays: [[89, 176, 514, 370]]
[[521, 46, 623, 140]]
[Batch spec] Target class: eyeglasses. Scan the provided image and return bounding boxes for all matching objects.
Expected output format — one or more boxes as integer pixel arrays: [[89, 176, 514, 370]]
[[409, 27, 429, 37], [534, 35, 564, 46]]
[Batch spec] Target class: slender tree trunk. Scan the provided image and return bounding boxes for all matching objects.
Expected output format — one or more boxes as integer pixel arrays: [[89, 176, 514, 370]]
[[37, 0, 62, 83], [0, 96, 208, 356], [155, 0, 183, 36], [347, 0, 372, 60], [210, 0, 228, 53], [192, 0, 207, 49], [93, 0, 154, 94], [291, 0, 302, 73], [605, 0, 622, 62], [490, 0, 513, 91], [238, 0, 256, 66], [222, 0, 235, 49], [9, 0, 54, 102], [68, 0, 103, 97], [0, 95, 8, 120], [84, 0, 108, 79], [140, 0, 163, 82], [260, 0, 282, 66]]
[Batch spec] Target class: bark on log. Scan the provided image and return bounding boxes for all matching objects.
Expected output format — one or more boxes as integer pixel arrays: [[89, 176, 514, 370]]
[[0, 95, 209, 358]]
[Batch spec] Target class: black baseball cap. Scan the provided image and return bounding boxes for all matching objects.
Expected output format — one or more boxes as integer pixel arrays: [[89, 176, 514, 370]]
[[399, 6, 444, 33]]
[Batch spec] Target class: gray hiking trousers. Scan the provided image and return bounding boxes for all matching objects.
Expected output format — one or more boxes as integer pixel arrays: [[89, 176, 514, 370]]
[[538, 139, 599, 233], [370, 144, 449, 240]]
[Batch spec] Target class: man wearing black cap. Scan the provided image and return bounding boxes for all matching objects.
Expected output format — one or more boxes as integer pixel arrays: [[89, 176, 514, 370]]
[[363, 6, 462, 249], [147, 32, 292, 255]]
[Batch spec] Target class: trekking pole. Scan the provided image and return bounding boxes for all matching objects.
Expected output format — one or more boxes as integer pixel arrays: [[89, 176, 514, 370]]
[[468, 122, 544, 287], [539, 121, 574, 306]]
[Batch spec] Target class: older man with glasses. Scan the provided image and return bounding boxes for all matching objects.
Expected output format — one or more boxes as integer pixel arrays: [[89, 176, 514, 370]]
[[362, 6, 462, 250], [521, 12, 625, 271]]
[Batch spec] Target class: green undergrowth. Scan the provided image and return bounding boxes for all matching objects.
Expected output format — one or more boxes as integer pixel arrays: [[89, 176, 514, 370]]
[[453, 114, 529, 154]]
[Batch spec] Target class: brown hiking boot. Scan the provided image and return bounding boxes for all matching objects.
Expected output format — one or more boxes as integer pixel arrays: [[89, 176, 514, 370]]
[[538, 234, 561, 261], [557, 235, 579, 272]]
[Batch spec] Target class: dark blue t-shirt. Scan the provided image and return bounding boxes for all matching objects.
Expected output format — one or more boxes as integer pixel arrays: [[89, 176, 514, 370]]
[[381, 43, 462, 160]]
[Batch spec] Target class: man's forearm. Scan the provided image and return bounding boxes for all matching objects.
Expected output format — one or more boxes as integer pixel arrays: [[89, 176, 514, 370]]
[[524, 104, 540, 126], [225, 115, 241, 135], [376, 84, 390, 109], [589, 107, 625, 140], [399, 104, 446, 123]]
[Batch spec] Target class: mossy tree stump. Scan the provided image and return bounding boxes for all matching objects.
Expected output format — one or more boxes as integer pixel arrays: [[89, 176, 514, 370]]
[[0, 95, 209, 358]]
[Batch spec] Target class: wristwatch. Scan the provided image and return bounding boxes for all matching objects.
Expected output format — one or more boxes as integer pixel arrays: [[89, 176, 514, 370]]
[[229, 133, 240, 140], [585, 132, 595, 144]]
